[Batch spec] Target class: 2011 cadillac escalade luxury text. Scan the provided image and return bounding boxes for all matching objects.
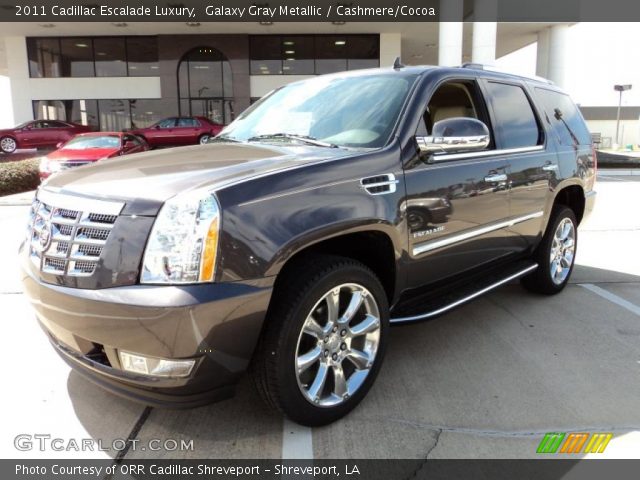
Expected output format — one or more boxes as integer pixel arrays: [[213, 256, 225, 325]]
[[21, 64, 596, 426]]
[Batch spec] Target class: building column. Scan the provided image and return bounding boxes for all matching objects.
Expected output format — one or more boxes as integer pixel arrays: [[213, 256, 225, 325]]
[[472, 0, 497, 64], [547, 24, 570, 88], [438, 0, 463, 66], [536, 28, 550, 78], [4, 36, 32, 124], [379, 33, 402, 68]]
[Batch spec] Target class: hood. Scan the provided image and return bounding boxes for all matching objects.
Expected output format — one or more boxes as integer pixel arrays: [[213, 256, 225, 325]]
[[42, 142, 354, 205], [46, 147, 120, 162]]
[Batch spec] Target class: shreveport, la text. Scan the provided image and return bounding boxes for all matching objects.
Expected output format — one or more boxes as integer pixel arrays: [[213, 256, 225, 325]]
[[15, 464, 358, 476]]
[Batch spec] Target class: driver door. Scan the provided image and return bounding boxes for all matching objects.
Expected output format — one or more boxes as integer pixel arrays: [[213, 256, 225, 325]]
[[404, 79, 514, 288]]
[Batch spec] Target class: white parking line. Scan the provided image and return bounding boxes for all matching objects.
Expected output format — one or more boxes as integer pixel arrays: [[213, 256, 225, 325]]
[[282, 418, 313, 459], [580, 283, 640, 317]]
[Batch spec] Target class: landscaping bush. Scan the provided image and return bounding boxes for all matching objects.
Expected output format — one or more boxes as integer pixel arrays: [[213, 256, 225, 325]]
[[0, 158, 40, 196]]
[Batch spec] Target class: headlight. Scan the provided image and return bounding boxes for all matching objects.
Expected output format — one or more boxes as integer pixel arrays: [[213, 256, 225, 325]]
[[39, 157, 61, 174], [141, 191, 220, 284]]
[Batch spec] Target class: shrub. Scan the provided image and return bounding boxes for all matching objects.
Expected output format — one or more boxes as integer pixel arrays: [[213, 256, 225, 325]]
[[0, 158, 40, 197]]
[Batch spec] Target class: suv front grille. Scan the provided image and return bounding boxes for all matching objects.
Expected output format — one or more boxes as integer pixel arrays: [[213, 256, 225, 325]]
[[26, 191, 124, 277]]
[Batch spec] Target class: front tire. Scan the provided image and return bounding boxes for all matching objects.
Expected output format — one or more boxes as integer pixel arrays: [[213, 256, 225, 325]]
[[252, 255, 389, 426], [521, 205, 577, 294], [0, 136, 17, 154]]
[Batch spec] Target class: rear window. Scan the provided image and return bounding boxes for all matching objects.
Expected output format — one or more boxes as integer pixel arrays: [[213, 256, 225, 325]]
[[535, 88, 592, 145], [485, 82, 542, 149]]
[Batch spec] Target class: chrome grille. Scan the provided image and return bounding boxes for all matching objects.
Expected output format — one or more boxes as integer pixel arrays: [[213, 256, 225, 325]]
[[26, 191, 123, 277]]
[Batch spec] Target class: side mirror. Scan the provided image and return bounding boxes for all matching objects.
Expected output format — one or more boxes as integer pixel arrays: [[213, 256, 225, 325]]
[[416, 118, 490, 155], [154, 124, 161, 129], [123, 141, 136, 150]]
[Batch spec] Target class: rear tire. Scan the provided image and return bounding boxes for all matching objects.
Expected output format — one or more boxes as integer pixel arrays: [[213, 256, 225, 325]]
[[198, 134, 210, 145], [521, 206, 577, 295], [251, 255, 389, 426]]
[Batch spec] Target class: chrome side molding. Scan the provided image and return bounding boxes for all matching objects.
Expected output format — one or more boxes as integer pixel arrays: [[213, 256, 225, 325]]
[[412, 211, 544, 256]]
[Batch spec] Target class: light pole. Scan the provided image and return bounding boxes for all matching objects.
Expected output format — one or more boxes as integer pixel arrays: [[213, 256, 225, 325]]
[[614, 84, 632, 147]]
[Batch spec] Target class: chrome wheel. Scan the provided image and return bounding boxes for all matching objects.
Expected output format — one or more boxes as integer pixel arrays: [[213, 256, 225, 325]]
[[550, 217, 575, 285], [199, 135, 210, 144], [295, 283, 381, 408], [1, 137, 17, 153]]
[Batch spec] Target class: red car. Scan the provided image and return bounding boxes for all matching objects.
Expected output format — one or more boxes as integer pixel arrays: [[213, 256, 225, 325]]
[[129, 116, 223, 148], [0, 120, 93, 154], [39, 132, 149, 180]]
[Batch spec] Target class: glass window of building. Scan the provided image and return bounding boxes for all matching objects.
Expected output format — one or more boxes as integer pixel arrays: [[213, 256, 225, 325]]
[[178, 47, 234, 125], [33, 100, 99, 128], [59, 38, 95, 77], [98, 99, 131, 131], [315, 36, 348, 74], [94, 37, 127, 77], [130, 99, 173, 129], [126, 37, 159, 76], [282, 36, 314, 75], [27, 38, 61, 78], [250, 36, 283, 75]]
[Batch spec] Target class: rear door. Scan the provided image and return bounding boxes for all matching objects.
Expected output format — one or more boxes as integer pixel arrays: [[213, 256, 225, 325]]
[[404, 78, 513, 287], [175, 117, 200, 144], [480, 80, 550, 250]]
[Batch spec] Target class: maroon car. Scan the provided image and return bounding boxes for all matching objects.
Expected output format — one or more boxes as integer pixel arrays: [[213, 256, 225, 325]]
[[129, 116, 223, 148], [0, 120, 93, 154], [39, 132, 149, 180]]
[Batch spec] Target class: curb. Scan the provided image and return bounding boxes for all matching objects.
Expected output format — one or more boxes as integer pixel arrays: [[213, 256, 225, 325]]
[[0, 190, 35, 206], [598, 169, 640, 176]]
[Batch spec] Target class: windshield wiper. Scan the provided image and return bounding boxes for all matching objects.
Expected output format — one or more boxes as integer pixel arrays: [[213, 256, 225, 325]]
[[247, 133, 338, 148]]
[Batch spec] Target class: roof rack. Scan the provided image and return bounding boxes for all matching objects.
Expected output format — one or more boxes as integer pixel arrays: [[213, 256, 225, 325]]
[[460, 62, 554, 85]]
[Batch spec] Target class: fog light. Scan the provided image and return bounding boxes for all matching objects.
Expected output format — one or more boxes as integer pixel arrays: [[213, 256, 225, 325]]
[[119, 351, 195, 378]]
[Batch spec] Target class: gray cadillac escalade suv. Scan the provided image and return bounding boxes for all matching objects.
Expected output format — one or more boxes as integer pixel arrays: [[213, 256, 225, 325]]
[[21, 63, 596, 426]]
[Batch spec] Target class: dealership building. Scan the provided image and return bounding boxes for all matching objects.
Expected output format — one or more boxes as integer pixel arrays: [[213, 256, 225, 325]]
[[0, 18, 637, 145]]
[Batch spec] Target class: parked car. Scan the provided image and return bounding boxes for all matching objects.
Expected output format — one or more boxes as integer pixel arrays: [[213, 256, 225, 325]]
[[129, 116, 223, 148], [0, 120, 93, 154], [21, 64, 596, 426], [39, 132, 150, 180]]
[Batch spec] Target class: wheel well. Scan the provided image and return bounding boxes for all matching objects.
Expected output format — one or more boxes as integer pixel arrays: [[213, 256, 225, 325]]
[[553, 185, 585, 224], [275, 231, 396, 304]]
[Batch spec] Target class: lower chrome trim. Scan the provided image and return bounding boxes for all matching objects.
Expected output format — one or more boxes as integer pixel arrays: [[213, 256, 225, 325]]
[[412, 210, 544, 256], [390, 264, 538, 324], [429, 145, 545, 163]]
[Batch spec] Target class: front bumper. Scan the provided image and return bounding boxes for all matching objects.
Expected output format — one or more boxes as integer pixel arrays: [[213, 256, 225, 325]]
[[21, 263, 273, 408]]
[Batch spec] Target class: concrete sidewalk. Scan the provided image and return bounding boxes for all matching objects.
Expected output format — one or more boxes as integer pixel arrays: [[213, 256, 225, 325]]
[[0, 190, 35, 206]]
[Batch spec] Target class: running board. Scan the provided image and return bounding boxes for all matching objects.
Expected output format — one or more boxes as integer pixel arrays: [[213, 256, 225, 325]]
[[390, 262, 538, 324]]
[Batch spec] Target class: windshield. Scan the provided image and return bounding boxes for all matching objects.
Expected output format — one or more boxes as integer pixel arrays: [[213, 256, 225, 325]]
[[220, 73, 418, 148], [62, 135, 120, 150]]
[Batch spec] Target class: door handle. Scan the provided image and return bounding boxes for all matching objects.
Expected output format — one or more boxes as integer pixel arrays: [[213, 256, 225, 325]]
[[542, 162, 558, 171], [484, 173, 508, 182]]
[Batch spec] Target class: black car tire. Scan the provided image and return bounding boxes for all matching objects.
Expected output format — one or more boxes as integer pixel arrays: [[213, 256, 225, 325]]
[[521, 205, 578, 295], [251, 255, 389, 426]]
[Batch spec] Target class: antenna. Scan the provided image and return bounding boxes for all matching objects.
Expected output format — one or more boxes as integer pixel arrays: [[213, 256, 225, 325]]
[[393, 57, 405, 70]]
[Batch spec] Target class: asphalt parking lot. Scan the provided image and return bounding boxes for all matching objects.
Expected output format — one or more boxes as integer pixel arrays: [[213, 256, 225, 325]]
[[1, 172, 639, 460]]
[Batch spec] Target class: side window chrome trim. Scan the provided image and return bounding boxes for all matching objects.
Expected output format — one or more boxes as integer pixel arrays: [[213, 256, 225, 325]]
[[412, 211, 543, 256], [428, 145, 544, 163]]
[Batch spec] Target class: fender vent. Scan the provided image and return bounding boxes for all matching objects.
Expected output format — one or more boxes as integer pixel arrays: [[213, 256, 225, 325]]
[[360, 174, 399, 195]]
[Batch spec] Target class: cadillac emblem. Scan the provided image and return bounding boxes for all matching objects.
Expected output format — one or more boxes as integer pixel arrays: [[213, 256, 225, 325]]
[[37, 223, 52, 253]]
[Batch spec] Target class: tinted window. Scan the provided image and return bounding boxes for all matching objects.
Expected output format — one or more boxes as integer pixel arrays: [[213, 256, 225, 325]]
[[27, 38, 61, 77], [126, 37, 159, 76], [535, 88, 592, 145], [157, 118, 176, 128], [485, 82, 541, 149], [60, 38, 94, 77], [94, 37, 127, 77], [177, 118, 199, 127]]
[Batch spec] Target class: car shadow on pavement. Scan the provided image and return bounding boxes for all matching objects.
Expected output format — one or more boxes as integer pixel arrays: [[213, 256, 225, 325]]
[[67, 371, 283, 459]]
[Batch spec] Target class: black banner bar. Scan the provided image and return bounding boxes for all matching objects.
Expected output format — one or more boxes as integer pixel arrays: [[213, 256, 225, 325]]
[[4, 459, 640, 480], [2, 0, 640, 22]]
